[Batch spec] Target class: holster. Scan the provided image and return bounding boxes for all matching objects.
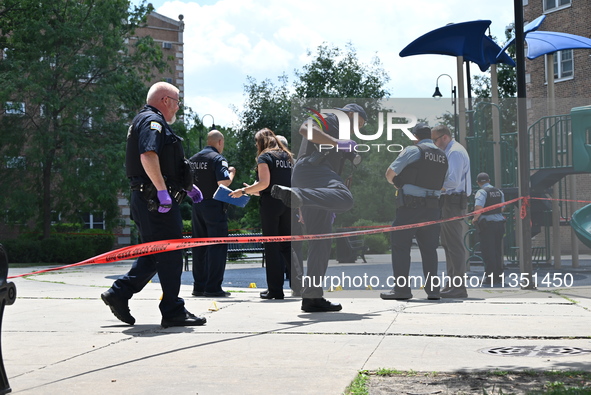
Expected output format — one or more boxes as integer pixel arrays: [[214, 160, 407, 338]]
[[443, 193, 468, 209], [131, 183, 185, 211], [397, 191, 426, 209], [169, 186, 186, 205]]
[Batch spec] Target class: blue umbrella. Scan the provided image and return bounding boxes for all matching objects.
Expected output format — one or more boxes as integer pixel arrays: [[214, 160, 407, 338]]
[[525, 31, 591, 59], [497, 15, 546, 58], [399, 20, 515, 71]]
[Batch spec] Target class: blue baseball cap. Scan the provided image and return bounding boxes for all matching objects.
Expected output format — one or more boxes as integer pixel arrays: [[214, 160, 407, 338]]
[[334, 103, 368, 121]]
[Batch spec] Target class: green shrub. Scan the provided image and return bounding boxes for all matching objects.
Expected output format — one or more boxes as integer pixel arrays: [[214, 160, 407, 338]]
[[182, 220, 192, 235], [364, 233, 390, 254], [2, 230, 115, 264], [351, 219, 390, 254]]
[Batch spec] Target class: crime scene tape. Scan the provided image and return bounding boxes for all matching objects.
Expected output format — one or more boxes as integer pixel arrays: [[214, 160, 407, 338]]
[[3, 195, 545, 279]]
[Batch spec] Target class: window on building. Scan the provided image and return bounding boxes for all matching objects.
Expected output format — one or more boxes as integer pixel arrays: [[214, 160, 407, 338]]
[[4, 101, 25, 115], [544, 0, 571, 12], [5, 156, 26, 169], [82, 212, 105, 229], [162, 42, 173, 49], [549, 49, 573, 80]]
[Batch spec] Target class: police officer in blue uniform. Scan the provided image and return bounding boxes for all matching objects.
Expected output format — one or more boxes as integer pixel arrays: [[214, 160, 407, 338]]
[[230, 128, 294, 299], [271, 103, 365, 312], [190, 130, 236, 297], [101, 81, 206, 328], [473, 172, 506, 285], [381, 123, 448, 301]]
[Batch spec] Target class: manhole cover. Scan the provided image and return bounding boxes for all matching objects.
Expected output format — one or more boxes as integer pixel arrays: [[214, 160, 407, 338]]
[[480, 346, 591, 357]]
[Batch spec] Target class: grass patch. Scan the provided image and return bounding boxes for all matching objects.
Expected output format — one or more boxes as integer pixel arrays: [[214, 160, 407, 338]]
[[347, 369, 591, 395], [344, 370, 369, 395]]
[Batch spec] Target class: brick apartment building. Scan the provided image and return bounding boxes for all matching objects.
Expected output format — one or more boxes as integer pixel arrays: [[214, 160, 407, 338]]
[[0, 10, 185, 247], [523, 0, 591, 255]]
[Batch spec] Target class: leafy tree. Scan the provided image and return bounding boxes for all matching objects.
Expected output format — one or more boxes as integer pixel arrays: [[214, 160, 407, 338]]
[[232, 42, 393, 229], [470, 32, 518, 137], [0, 0, 168, 238], [294, 42, 390, 99]]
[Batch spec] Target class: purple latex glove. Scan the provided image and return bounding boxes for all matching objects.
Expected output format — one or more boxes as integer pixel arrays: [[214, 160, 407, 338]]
[[187, 184, 203, 204], [157, 190, 172, 213], [336, 139, 357, 152]]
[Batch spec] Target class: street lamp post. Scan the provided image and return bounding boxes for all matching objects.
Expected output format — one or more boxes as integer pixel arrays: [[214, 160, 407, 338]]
[[432, 74, 458, 140], [200, 114, 215, 151]]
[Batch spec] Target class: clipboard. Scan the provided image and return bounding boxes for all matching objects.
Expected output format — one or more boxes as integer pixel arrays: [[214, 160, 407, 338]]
[[213, 184, 250, 207]]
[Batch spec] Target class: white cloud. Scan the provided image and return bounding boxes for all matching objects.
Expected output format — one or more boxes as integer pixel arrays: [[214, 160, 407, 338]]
[[155, 0, 517, 127]]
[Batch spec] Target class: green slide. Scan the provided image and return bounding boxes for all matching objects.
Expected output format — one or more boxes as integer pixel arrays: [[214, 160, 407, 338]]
[[571, 204, 591, 249]]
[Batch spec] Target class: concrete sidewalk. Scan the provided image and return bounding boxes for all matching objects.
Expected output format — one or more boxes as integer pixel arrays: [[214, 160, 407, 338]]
[[4, 254, 591, 394]]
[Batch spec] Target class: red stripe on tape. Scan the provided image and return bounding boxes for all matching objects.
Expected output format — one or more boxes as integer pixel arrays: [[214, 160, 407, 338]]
[[8, 197, 525, 279]]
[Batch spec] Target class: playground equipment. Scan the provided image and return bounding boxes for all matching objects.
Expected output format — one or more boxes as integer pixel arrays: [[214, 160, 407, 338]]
[[466, 104, 591, 267], [571, 205, 591, 249]]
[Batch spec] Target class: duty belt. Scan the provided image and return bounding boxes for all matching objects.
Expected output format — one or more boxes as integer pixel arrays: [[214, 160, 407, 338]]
[[130, 183, 186, 207], [441, 192, 468, 209], [398, 193, 440, 209]]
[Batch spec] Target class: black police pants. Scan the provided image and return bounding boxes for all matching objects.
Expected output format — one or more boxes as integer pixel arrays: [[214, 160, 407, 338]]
[[191, 199, 228, 293], [111, 190, 186, 319], [390, 205, 441, 297], [478, 220, 505, 280], [259, 194, 291, 295], [292, 159, 354, 298]]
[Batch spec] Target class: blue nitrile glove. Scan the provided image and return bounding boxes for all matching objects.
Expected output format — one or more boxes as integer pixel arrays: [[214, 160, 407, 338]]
[[336, 139, 357, 152], [187, 184, 203, 204], [157, 190, 172, 213]]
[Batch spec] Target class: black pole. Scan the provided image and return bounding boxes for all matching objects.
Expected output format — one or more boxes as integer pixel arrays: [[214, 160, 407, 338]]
[[514, 0, 534, 288], [0, 244, 16, 394]]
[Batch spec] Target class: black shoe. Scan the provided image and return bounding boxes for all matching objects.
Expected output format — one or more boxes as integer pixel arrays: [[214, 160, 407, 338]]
[[192, 290, 205, 297], [301, 297, 342, 312], [271, 185, 303, 209], [480, 277, 492, 286], [260, 290, 284, 300], [204, 290, 231, 297], [101, 289, 135, 325], [161, 311, 207, 328], [380, 291, 413, 300], [427, 295, 441, 300], [440, 287, 468, 299]]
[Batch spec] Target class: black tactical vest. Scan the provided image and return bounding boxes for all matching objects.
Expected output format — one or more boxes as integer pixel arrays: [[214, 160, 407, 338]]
[[190, 149, 222, 199], [126, 106, 185, 188], [483, 186, 503, 214], [394, 144, 448, 190]]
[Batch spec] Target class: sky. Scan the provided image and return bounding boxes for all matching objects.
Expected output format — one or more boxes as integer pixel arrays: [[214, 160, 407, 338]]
[[138, 0, 517, 128]]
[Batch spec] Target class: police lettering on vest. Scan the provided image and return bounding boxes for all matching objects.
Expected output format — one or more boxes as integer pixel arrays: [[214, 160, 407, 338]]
[[189, 149, 224, 199], [275, 159, 293, 169], [483, 186, 503, 214], [394, 144, 448, 190]]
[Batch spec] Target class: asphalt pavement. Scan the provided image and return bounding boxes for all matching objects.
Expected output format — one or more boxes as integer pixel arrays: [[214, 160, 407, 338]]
[[4, 249, 591, 394]]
